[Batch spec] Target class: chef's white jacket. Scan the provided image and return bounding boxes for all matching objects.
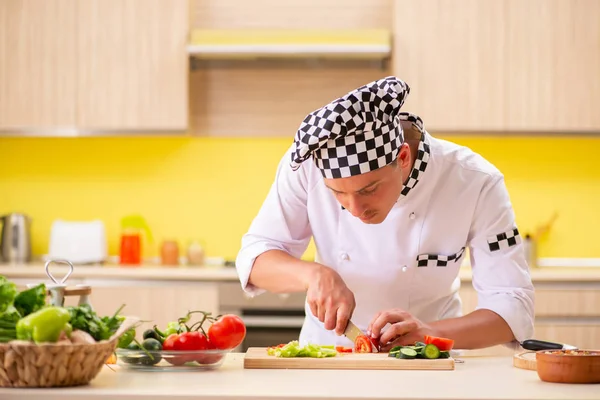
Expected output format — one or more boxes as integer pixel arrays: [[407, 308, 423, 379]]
[[236, 134, 535, 348]]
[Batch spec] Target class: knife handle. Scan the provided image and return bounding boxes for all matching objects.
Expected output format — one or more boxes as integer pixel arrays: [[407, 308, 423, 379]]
[[521, 339, 564, 351]]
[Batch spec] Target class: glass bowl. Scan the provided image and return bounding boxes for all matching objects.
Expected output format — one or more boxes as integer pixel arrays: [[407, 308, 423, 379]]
[[115, 348, 232, 371]]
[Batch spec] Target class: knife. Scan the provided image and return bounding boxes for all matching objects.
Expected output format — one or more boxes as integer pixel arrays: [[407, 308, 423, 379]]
[[343, 320, 379, 352], [520, 339, 577, 351]]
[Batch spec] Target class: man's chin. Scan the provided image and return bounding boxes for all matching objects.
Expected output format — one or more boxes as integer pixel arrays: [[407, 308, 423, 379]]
[[359, 213, 385, 224]]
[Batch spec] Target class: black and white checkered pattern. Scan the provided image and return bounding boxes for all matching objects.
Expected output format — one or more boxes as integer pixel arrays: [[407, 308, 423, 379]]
[[398, 113, 430, 197], [417, 247, 466, 267], [290, 76, 411, 179], [487, 228, 521, 252]]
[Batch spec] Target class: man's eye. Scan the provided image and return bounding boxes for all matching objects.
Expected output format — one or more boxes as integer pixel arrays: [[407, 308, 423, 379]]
[[360, 187, 377, 196]]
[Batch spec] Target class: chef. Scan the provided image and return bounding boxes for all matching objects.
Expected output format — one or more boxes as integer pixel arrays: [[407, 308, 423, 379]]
[[235, 76, 535, 351]]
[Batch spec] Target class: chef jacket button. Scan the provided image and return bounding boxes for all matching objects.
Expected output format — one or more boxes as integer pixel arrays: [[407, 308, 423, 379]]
[[340, 253, 350, 261], [409, 212, 416, 220], [401, 265, 408, 272]]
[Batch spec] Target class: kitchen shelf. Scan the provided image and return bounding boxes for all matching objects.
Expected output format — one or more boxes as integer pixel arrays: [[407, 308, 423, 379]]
[[187, 29, 392, 60]]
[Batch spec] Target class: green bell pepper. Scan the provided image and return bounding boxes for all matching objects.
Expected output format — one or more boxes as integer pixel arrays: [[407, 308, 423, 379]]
[[117, 328, 136, 349], [16, 306, 71, 343]]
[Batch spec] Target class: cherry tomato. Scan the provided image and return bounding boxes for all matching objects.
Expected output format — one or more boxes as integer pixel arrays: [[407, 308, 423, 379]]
[[163, 333, 186, 365], [207, 314, 246, 350], [354, 335, 373, 353], [163, 332, 209, 365]]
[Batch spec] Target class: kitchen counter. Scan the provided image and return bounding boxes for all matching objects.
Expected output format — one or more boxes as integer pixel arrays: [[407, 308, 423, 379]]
[[0, 263, 600, 283], [0, 352, 598, 400]]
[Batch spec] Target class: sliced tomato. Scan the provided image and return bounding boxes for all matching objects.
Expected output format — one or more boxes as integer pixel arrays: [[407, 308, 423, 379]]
[[354, 335, 373, 353], [335, 346, 353, 353], [424, 335, 454, 351], [267, 343, 286, 350]]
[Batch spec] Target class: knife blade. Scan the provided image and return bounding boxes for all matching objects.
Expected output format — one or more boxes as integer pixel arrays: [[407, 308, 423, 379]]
[[343, 320, 379, 352], [520, 339, 577, 351]]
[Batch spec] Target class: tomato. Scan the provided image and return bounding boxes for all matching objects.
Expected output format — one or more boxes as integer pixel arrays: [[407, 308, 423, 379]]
[[163, 333, 186, 365], [370, 336, 381, 352], [195, 340, 224, 365], [424, 335, 454, 351], [163, 332, 209, 365], [207, 314, 246, 350], [354, 335, 373, 353], [335, 346, 353, 353]]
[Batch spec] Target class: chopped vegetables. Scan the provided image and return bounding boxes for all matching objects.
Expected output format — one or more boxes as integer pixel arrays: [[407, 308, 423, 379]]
[[267, 341, 337, 358], [388, 336, 453, 360], [354, 334, 374, 353]]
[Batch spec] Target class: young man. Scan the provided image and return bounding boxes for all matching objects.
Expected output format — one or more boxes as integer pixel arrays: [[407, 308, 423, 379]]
[[235, 76, 534, 351]]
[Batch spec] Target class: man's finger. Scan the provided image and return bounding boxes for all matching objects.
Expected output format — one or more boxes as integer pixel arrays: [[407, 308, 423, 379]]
[[379, 320, 418, 345], [335, 304, 351, 336], [367, 311, 383, 336], [309, 300, 319, 320], [370, 309, 405, 339], [323, 306, 338, 331]]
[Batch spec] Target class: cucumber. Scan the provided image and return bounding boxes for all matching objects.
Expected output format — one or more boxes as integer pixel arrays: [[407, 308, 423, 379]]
[[439, 351, 450, 359], [399, 347, 417, 359], [423, 344, 440, 359], [415, 341, 426, 347]]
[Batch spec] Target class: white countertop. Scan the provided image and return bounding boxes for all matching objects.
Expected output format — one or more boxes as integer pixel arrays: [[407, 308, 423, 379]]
[[1, 263, 600, 283], [0, 352, 598, 400]]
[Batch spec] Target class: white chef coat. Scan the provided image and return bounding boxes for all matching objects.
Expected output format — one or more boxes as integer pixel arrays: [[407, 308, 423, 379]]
[[235, 132, 535, 348]]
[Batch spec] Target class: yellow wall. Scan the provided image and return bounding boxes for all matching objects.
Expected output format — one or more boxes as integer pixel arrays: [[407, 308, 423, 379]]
[[0, 135, 599, 261]]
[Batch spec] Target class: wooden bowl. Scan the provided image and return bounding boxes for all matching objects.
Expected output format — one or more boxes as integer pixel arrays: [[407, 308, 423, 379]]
[[536, 349, 600, 384]]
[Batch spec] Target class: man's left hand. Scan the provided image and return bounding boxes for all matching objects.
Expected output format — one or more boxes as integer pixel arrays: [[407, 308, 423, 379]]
[[367, 308, 437, 351]]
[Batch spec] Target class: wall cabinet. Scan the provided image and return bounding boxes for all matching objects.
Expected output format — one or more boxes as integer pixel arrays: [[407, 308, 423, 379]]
[[393, 0, 600, 132], [0, 0, 188, 134]]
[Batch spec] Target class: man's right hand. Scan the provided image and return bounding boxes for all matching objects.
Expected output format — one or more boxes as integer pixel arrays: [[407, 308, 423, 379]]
[[306, 264, 356, 336]]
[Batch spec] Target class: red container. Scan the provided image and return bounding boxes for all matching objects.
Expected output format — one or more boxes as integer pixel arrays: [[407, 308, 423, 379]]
[[120, 233, 141, 265]]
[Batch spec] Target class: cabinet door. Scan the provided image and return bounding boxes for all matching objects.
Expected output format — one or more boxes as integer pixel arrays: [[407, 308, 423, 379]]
[[505, 0, 600, 131], [0, 0, 77, 131], [77, 0, 188, 131], [76, 281, 219, 340], [392, 0, 506, 131]]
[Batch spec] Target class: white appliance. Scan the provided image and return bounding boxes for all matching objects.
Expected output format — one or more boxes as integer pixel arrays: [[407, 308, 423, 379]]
[[48, 220, 107, 264]]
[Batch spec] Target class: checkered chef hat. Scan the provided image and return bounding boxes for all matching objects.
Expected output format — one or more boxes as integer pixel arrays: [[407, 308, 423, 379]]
[[290, 76, 410, 179]]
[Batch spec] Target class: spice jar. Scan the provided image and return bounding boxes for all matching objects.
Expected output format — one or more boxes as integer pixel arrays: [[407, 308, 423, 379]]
[[160, 240, 179, 266], [187, 241, 205, 266]]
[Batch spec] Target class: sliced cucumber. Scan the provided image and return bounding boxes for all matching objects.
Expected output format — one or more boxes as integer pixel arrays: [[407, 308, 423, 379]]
[[389, 346, 403, 353], [399, 347, 417, 359], [439, 351, 450, 359], [414, 341, 426, 347], [423, 344, 440, 359]]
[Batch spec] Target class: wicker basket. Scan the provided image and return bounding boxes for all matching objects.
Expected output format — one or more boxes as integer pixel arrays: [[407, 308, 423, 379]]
[[0, 316, 138, 388]]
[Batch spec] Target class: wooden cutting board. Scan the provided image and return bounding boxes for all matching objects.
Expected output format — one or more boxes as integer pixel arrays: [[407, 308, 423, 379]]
[[513, 351, 537, 371], [243, 347, 455, 370]]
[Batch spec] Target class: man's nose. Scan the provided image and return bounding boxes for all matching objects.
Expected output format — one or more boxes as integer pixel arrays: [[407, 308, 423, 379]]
[[344, 195, 366, 218]]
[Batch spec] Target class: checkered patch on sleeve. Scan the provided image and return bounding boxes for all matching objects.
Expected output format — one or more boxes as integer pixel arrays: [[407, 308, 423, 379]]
[[417, 247, 466, 267], [487, 228, 521, 252]]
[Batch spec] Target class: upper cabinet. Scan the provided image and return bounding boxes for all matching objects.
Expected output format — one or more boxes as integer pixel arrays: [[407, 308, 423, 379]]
[[392, 0, 600, 133], [505, 0, 600, 132], [0, 0, 77, 131], [392, 0, 507, 131], [77, 0, 188, 131], [0, 0, 188, 134]]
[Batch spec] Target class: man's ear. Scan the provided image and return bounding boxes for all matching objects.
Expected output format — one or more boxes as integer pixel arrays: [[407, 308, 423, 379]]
[[397, 143, 411, 169]]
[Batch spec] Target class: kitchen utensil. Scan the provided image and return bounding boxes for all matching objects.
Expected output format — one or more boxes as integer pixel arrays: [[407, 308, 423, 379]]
[[0, 212, 32, 263], [48, 219, 107, 264], [521, 339, 577, 351], [243, 347, 454, 370], [343, 320, 378, 352], [536, 349, 600, 384]]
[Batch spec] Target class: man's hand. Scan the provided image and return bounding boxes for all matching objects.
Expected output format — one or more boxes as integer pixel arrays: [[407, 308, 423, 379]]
[[367, 308, 437, 351], [306, 265, 356, 335]]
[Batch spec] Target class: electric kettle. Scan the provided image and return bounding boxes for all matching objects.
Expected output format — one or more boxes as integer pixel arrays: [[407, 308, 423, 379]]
[[0, 213, 32, 263]]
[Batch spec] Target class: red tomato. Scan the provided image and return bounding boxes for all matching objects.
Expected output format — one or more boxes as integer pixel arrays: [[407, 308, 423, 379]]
[[163, 332, 209, 365], [354, 335, 373, 353], [195, 340, 224, 365], [335, 346, 353, 353], [163, 333, 186, 366], [207, 314, 246, 350], [370, 336, 381, 351], [424, 335, 454, 351]]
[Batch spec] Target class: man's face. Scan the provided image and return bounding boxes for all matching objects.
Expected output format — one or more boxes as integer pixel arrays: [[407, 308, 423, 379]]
[[323, 144, 410, 224]]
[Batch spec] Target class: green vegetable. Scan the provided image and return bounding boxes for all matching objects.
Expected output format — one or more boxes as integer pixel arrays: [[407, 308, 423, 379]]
[[139, 338, 163, 365], [143, 328, 163, 343], [398, 347, 417, 359], [268, 341, 337, 358], [0, 305, 22, 324], [118, 328, 136, 349], [0, 277, 17, 313], [67, 303, 125, 342], [0, 318, 17, 342], [16, 306, 71, 343], [121, 342, 141, 364], [161, 321, 182, 337], [439, 351, 450, 359], [422, 344, 441, 359], [13, 283, 46, 317]]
